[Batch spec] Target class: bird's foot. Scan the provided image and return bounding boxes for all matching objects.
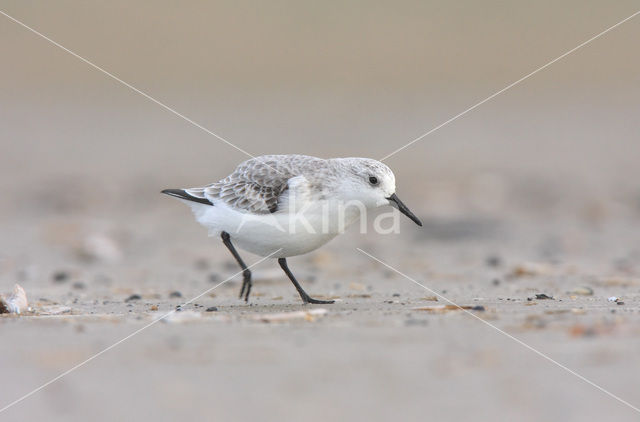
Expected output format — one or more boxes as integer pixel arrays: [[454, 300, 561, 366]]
[[302, 296, 335, 305], [239, 278, 252, 302]]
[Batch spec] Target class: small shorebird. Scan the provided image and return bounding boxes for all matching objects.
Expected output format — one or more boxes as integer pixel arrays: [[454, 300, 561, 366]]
[[162, 154, 422, 304]]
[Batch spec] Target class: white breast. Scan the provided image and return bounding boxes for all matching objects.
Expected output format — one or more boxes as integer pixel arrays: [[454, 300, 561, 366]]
[[187, 196, 361, 258]]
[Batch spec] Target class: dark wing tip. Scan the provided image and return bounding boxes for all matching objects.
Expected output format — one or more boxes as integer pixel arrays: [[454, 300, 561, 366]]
[[161, 189, 213, 206]]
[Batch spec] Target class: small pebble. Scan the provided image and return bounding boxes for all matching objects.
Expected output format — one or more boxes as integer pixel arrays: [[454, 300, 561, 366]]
[[208, 273, 220, 283], [392, 293, 400, 297], [471, 305, 486, 311], [169, 291, 182, 298], [52, 271, 69, 283], [535, 294, 553, 300], [125, 294, 142, 302], [571, 286, 593, 296], [0, 284, 29, 314], [492, 279, 500, 286], [486, 255, 501, 267], [72, 281, 86, 290], [617, 301, 625, 306], [205, 307, 218, 312]]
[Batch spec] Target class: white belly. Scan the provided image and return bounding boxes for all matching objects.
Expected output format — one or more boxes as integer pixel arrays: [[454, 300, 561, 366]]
[[187, 200, 357, 258], [232, 226, 338, 258]]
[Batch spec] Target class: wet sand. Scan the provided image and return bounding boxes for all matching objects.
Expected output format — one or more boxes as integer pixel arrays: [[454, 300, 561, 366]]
[[2, 1, 640, 420], [2, 211, 640, 421]]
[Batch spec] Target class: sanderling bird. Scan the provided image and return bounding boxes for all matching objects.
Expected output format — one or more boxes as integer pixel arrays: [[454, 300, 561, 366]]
[[162, 154, 422, 304]]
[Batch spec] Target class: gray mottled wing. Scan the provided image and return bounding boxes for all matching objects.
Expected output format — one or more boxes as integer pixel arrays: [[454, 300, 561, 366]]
[[185, 155, 322, 213]]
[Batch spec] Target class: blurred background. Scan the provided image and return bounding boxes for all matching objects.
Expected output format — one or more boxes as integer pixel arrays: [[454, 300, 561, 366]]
[[1, 1, 640, 421], [2, 0, 640, 219], [2, 0, 639, 279]]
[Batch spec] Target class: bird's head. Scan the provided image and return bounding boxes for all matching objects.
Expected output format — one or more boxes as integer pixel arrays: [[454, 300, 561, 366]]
[[331, 158, 422, 226]]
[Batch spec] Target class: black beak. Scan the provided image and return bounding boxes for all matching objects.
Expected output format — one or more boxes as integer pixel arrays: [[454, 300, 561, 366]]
[[387, 193, 422, 226]]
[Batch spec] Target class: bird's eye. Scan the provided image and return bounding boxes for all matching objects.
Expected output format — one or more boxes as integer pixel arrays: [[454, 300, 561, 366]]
[[369, 176, 378, 185]]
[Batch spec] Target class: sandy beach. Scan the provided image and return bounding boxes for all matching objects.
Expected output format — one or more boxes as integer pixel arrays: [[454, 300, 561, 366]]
[[1, 1, 640, 420]]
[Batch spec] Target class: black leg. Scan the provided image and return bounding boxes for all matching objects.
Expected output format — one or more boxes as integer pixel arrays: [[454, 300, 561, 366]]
[[278, 258, 335, 304], [221, 231, 252, 302]]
